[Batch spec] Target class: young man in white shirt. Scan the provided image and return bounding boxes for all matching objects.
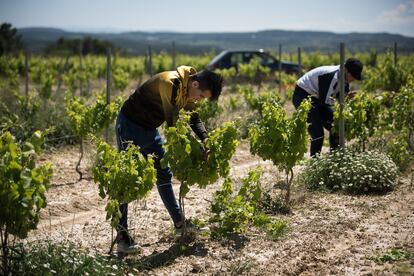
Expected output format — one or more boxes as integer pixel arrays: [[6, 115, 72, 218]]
[[292, 58, 363, 156]]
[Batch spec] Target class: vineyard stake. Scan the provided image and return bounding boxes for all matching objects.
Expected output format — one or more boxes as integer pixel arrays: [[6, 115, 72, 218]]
[[297, 47, 302, 77], [172, 41, 176, 70], [79, 40, 83, 97], [278, 43, 282, 94], [55, 55, 70, 95], [339, 42, 346, 148], [148, 45, 153, 77], [25, 51, 30, 97], [105, 47, 112, 142], [394, 42, 398, 66]]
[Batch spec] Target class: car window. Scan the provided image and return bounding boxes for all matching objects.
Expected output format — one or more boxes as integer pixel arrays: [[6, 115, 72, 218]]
[[257, 53, 277, 66], [209, 51, 228, 65], [230, 53, 243, 66], [242, 53, 253, 63]]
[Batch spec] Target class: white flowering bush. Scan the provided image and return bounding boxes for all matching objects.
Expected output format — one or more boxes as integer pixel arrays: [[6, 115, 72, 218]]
[[299, 149, 398, 194], [13, 241, 132, 275]]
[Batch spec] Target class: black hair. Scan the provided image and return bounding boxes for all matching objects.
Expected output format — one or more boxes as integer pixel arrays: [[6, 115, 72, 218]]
[[190, 70, 223, 101], [344, 58, 363, 80]]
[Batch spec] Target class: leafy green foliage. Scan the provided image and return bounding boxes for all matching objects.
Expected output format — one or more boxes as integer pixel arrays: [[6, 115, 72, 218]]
[[259, 191, 291, 214], [249, 99, 311, 170], [0, 131, 52, 238], [369, 133, 413, 171], [278, 71, 297, 88], [65, 92, 122, 138], [0, 55, 20, 88], [0, 130, 52, 239], [383, 134, 412, 171], [112, 66, 129, 91], [226, 96, 241, 111], [391, 80, 414, 148], [241, 84, 281, 114], [210, 170, 286, 239], [176, 52, 215, 72], [368, 249, 414, 264], [262, 219, 288, 240], [0, 90, 41, 140], [299, 149, 398, 194], [238, 58, 270, 81], [93, 140, 156, 227], [65, 92, 123, 179], [210, 173, 260, 237], [29, 59, 59, 100], [362, 52, 414, 92], [215, 67, 236, 79], [333, 91, 383, 151], [249, 99, 311, 202], [195, 99, 223, 129], [333, 80, 412, 167], [162, 110, 239, 197], [301, 51, 338, 70]]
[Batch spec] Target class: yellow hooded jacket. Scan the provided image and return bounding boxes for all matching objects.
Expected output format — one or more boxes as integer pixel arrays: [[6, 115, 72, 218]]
[[120, 65, 207, 140]]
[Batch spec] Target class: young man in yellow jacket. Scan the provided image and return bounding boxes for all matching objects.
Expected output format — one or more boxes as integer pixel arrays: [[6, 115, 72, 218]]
[[115, 66, 223, 253]]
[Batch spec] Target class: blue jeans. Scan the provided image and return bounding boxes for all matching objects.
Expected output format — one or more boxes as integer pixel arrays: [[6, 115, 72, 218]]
[[115, 112, 182, 235], [292, 85, 339, 156]]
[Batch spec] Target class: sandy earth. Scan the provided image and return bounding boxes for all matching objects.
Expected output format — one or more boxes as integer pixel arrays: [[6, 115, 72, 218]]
[[27, 138, 414, 276]]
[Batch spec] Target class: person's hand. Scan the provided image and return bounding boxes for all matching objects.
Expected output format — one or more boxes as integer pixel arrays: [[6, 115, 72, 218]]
[[347, 91, 357, 99], [200, 138, 210, 161], [201, 147, 209, 161]]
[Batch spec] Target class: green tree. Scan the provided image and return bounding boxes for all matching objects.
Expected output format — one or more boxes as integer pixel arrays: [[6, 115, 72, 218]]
[[0, 23, 23, 56]]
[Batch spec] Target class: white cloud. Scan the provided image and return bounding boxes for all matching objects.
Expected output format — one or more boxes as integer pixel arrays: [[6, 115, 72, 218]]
[[376, 0, 414, 25]]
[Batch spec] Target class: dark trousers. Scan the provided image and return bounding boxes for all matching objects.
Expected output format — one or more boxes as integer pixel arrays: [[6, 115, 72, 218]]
[[115, 112, 182, 236], [292, 85, 339, 156]]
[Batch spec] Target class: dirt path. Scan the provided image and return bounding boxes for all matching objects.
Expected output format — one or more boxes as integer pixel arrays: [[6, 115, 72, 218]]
[[29, 143, 414, 275]]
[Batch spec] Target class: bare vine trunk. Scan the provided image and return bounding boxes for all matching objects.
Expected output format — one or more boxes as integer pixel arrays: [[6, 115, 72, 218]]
[[178, 193, 186, 243], [284, 168, 294, 204], [75, 137, 84, 181], [0, 226, 10, 276]]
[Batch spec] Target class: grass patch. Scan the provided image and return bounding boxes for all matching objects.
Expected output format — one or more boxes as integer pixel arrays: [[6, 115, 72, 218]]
[[368, 248, 414, 263]]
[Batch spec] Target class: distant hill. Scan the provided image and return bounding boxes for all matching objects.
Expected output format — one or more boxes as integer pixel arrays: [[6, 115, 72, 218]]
[[18, 27, 414, 55]]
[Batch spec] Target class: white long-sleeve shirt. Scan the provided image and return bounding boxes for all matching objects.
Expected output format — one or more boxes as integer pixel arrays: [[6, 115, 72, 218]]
[[297, 65, 341, 105]]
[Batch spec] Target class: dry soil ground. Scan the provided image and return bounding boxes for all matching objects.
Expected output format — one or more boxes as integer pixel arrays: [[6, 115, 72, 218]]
[[27, 140, 414, 276]]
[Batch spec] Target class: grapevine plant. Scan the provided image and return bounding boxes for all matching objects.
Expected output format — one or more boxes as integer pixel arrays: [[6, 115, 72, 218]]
[[392, 80, 414, 151], [0, 131, 52, 275], [161, 110, 239, 236], [65, 92, 122, 180], [332, 81, 413, 168], [210, 169, 287, 239], [93, 140, 156, 228], [333, 91, 382, 151], [249, 99, 311, 203], [195, 99, 223, 131], [241, 84, 281, 115], [238, 57, 270, 86]]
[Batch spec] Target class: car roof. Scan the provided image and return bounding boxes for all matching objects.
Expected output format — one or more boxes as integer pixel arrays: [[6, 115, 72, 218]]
[[220, 49, 266, 54]]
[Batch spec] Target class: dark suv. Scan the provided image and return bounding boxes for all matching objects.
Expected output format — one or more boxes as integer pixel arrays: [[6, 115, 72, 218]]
[[207, 50, 299, 74]]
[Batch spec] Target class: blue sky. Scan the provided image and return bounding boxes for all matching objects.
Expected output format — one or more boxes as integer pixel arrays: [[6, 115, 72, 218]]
[[1, 0, 414, 37]]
